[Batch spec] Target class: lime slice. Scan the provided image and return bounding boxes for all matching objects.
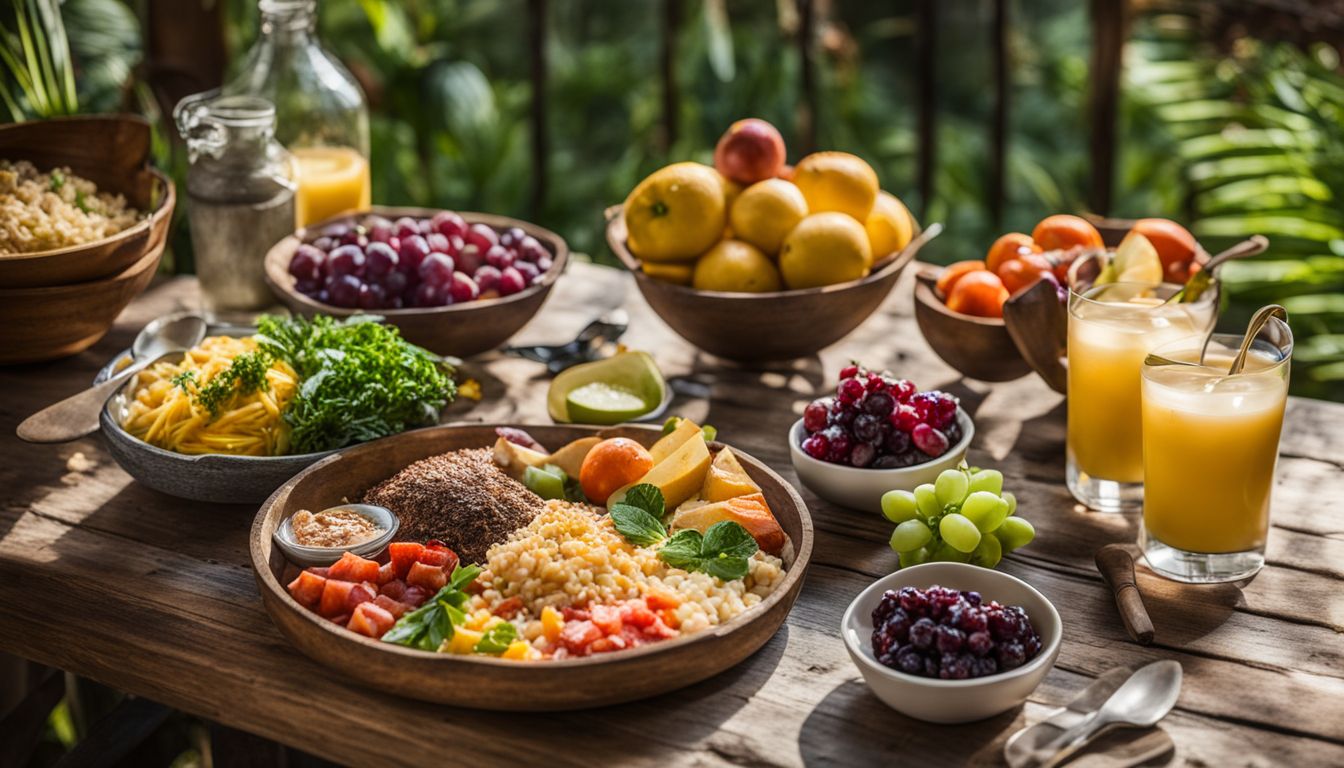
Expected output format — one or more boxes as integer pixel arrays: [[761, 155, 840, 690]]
[[565, 382, 651, 425], [1099, 231, 1163, 285], [547, 351, 668, 423]]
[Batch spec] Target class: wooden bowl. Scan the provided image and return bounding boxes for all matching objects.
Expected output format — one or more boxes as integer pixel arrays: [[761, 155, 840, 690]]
[[0, 115, 176, 288], [0, 226, 166, 364], [264, 207, 569, 358], [251, 423, 814, 711], [606, 206, 930, 362], [912, 265, 1033, 382]]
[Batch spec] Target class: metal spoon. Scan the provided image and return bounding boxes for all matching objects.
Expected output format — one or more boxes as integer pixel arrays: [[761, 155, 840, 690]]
[[1032, 660, 1183, 767], [17, 313, 208, 443], [1226, 304, 1288, 375], [1165, 235, 1268, 304]]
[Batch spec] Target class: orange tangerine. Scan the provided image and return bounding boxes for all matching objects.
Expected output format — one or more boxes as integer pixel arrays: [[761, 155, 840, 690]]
[[580, 438, 655, 505]]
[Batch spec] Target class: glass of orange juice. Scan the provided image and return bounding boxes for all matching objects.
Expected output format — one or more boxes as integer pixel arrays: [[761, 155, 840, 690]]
[[1066, 282, 1217, 511], [1138, 315, 1292, 583], [293, 145, 371, 227]]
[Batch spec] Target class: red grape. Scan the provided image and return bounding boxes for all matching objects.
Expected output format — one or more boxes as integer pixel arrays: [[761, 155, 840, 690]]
[[393, 217, 420, 239], [364, 242, 398, 278], [327, 244, 366, 278], [514, 260, 540, 283], [366, 216, 394, 243], [837, 377, 865, 404], [498, 266, 526, 296], [448, 271, 479, 303], [485, 245, 514, 270], [457, 244, 484, 274], [357, 282, 385, 309], [911, 423, 949, 457], [339, 227, 367, 248], [419, 253, 456, 287], [289, 244, 325, 282], [474, 265, 501, 294], [536, 256, 554, 273], [426, 232, 450, 255], [891, 405, 920, 432], [802, 399, 830, 432], [890, 379, 917, 402], [499, 226, 526, 249], [801, 433, 829, 460], [839, 364, 860, 379], [320, 223, 350, 240], [326, 274, 362, 307], [432, 211, 466, 238], [311, 236, 336, 252], [850, 442, 876, 468], [383, 270, 409, 297], [412, 282, 441, 308], [398, 235, 430, 274], [465, 223, 499, 251], [517, 235, 547, 263], [418, 218, 435, 235]]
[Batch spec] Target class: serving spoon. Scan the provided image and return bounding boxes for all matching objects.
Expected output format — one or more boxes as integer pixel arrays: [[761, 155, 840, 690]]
[[1029, 660, 1183, 767], [17, 313, 208, 443]]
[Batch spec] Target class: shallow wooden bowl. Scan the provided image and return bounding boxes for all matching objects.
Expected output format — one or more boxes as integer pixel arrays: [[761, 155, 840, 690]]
[[264, 207, 568, 358], [606, 206, 928, 362], [251, 423, 814, 711], [0, 115, 176, 288], [912, 265, 1033, 382], [0, 228, 165, 364]]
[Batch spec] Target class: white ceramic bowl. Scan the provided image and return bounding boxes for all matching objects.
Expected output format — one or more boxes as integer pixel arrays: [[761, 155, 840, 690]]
[[272, 504, 400, 567], [788, 408, 973, 512], [842, 562, 1062, 724]]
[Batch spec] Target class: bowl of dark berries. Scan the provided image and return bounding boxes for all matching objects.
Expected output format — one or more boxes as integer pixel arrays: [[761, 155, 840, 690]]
[[264, 207, 569, 358], [842, 563, 1061, 723], [789, 363, 973, 512]]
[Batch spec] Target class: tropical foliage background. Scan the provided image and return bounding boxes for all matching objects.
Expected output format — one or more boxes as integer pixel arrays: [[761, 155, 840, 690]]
[[3, 0, 1342, 404]]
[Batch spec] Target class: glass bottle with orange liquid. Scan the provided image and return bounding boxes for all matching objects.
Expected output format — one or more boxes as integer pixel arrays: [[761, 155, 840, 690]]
[[226, 0, 371, 227]]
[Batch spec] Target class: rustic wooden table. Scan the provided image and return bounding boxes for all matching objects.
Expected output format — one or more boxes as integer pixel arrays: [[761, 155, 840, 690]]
[[2, 262, 1341, 767]]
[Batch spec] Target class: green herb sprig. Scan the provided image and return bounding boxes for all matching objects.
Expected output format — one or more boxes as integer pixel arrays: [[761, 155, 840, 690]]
[[381, 563, 481, 651], [473, 621, 519, 655], [194, 350, 273, 415], [609, 482, 759, 581]]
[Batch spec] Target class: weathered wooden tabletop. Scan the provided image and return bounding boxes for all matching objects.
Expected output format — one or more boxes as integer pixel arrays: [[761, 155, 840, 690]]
[[1, 262, 1341, 767]]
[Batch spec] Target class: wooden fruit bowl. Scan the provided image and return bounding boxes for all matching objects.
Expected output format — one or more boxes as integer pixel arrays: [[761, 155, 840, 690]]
[[0, 224, 166, 364], [264, 207, 568, 358], [0, 115, 176, 288], [251, 423, 813, 711], [606, 206, 933, 362], [912, 264, 1034, 382]]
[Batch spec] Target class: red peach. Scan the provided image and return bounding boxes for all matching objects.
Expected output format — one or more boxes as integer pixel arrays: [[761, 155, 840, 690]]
[[714, 118, 787, 186]]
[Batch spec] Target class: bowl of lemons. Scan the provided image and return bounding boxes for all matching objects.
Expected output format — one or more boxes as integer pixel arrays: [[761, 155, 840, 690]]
[[606, 119, 938, 363]]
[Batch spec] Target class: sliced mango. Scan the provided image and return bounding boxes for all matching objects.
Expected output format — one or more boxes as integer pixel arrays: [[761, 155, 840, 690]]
[[650, 417, 703, 464], [671, 492, 786, 555], [610, 432, 711, 510], [701, 447, 761, 502]]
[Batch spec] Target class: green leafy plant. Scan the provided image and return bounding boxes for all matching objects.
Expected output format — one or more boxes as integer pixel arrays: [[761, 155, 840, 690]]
[[0, 0, 78, 119]]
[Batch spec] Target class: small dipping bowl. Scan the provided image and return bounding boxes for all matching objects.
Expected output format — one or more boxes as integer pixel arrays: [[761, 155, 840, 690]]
[[272, 503, 400, 567]]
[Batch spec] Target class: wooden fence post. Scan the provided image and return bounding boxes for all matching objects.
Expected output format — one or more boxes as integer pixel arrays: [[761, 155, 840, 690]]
[[797, 0, 817, 155], [660, 0, 681, 154], [528, 0, 549, 218], [1088, 0, 1127, 216], [990, 0, 1008, 229], [917, 0, 938, 220]]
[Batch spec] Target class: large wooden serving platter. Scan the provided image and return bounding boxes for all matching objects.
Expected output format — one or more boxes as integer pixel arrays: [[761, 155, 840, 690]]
[[250, 423, 814, 711]]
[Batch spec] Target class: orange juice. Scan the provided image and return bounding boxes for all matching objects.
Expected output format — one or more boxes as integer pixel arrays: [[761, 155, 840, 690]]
[[1141, 350, 1288, 554], [293, 146, 371, 226], [1066, 283, 1215, 510]]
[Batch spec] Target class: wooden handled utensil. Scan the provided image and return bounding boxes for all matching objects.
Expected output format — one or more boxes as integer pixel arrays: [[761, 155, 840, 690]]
[[1095, 544, 1154, 645]]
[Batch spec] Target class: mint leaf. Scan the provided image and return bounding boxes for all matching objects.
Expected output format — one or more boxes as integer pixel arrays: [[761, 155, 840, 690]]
[[447, 563, 482, 592], [622, 483, 664, 516], [474, 621, 519, 655], [610, 503, 666, 547], [702, 521, 759, 560], [702, 553, 751, 581], [657, 529, 704, 570]]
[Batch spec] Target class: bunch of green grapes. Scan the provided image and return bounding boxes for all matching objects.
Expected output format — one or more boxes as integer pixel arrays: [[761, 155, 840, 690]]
[[881, 465, 1035, 568]]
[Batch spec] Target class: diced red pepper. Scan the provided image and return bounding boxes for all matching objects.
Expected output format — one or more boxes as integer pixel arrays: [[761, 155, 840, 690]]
[[416, 548, 451, 568], [406, 561, 447, 592], [376, 562, 396, 585], [380, 580, 408, 601], [493, 596, 524, 619], [327, 551, 380, 583], [346, 582, 377, 612], [318, 579, 357, 618], [348, 602, 397, 638], [388, 542, 426, 579], [373, 594, 411, 619], [287, 570, 327, 609]]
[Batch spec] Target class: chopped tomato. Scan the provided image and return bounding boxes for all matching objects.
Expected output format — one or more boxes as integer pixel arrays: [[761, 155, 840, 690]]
[[402, 585, 430, 607], [379, 580, 408, 601], [328, 612, 351, 625], [287, 570, 326, 609], [307, 566, 331, 578], [373, 594, 411, 619], [347, 602, 396, 638], [493, 597, 524, 619], [318, 579, 357, 618], [376, 562, 396, 585], [388, 542, 425, 579], [644, 590, 681, 611], [345, 582, 377, 612], [590, 604, 623, 635], [328, 551, 380, 583], [406, 562, 447, 592], [556, 598, 679, 656]]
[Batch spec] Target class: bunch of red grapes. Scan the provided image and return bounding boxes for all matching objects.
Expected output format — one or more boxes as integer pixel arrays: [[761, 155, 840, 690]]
[[799, 364, 960, 469], [287, 212, 554, 310], [871, 585, 1043, 680]]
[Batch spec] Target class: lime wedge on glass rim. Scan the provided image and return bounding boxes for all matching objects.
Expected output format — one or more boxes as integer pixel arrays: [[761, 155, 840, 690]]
[[1096, 231, 1163, 286]]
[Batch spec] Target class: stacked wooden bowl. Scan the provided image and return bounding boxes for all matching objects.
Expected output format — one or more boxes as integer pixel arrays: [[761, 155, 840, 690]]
[[0, 116, 175, 364]]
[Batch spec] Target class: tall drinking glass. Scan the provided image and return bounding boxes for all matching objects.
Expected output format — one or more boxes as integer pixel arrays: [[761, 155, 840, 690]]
[[1139, 316, 1292, 583], [1066, 282, 1217, 511]]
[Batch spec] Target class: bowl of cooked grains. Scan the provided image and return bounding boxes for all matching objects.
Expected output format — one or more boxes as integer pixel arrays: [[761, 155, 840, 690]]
[[0, 115, 175, 363]]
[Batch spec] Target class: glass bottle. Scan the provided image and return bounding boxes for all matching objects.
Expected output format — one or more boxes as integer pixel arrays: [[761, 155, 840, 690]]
[[226, 0, 371, 227], [176, 93, 297, 315]]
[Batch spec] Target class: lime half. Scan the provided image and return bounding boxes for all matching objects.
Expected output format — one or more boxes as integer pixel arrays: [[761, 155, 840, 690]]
[[565, 382, 651, 425], [1098, 231, 1163, 285]]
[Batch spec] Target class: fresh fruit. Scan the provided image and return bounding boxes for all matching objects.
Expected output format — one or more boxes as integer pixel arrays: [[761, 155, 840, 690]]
[[1096, 231, 1162, 286], [623, 162, 727, 263], [881, 463, 1034, 569], [547, 351, 667, 425], [650, 417, 705, 464], [996, 255, 1052, 295], [713, 118, 787, 186], [692, 239, 783, 293], [1131, 218, 1197, 282], [985, 232, 1041, 274], [945, 270, 1009, 318], [1031, 214, 1103, 252], [566, 382, 651, 424], [729, 179, 808, 255], [609, 431, 712, 510], [869, 585, 1043, 678], [544, 436, 602, 480], [792, 151, 880, 222], [641, 261, 695, 286], [935, 260, 985, 298], [865, 191, 915, 259], [670, 492, 786, 555], [579, 437, 655, 505], [523, 464, 567, 500], [701, 447, 762, 502], [779, 212, 873, 289]]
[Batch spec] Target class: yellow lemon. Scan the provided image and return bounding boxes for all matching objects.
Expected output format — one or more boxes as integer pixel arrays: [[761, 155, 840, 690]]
[[692, 239, 782, 293], [865, 191, 915, 259], [793, 151, 880, 223], [779, 212, 873, 289], [624, 162, 726, 263], [729, 178, 809, 255], [642, 261, 694, 286]]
